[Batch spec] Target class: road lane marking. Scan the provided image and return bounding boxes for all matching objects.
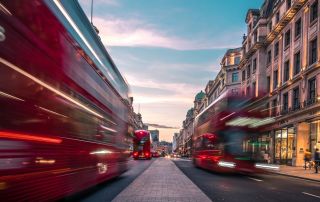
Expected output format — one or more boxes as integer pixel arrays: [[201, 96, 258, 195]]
[[302, 192, 320, 199], [171, 158, 192, 161], [248, 177, 263, 182]]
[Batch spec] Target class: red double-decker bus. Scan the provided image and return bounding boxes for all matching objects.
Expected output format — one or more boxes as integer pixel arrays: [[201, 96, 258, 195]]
[[0, 0, 131, 201], [193, 91, 276, 173], [133, 130, 152, 160]]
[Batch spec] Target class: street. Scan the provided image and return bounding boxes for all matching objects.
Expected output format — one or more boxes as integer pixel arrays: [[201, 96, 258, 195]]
[[61, 159, 155, 202], [173, 158, 320, 202], [61, 158, 320, 202]]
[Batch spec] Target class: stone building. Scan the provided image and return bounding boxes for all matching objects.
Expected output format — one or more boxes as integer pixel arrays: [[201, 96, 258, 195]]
[[206, 48, 242, 105], [240, 0, 320, 166]]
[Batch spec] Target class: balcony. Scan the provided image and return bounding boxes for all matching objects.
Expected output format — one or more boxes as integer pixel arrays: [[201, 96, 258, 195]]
[[264, 0, 307, 46]]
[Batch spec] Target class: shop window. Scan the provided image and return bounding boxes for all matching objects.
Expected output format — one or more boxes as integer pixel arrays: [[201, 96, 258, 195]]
[[253, 82, 256, 97], [294, 51, 301, 75], [275, 127, 295, 165], [310, 121, 320, 154]]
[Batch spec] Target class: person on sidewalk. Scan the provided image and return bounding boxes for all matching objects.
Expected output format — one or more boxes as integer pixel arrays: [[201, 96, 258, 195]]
[[314, 148, 320, 173], [304, 149, 312, 170]]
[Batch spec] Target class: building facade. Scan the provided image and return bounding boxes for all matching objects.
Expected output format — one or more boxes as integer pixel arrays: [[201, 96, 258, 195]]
[[240, 0, 320, 166]]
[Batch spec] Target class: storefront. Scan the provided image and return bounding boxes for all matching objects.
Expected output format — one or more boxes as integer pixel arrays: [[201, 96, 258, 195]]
[[310, 120, 320, 153], [274, 127, 295, 165], [243, 132, 271, 163]]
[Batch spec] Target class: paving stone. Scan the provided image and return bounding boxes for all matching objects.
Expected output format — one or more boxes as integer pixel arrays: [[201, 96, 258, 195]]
[[112, 158, 212, 202]]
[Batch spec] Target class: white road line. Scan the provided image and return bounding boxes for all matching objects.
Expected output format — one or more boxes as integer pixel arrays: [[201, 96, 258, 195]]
[[248, 177, 263, 182], [172, 158, 191, 161], [302, 192, 320, 199]]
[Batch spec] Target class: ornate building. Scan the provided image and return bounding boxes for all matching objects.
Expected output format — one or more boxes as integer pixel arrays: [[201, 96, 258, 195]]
[[240, 0, 320, 166]]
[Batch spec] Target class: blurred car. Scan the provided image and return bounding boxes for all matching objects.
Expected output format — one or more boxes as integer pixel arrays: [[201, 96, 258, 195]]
[[152, 152, 160, 158]]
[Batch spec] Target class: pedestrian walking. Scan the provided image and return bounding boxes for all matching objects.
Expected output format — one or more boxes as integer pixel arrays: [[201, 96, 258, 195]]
[[304, 149, 311, 170], [314, 148, 320, 173]]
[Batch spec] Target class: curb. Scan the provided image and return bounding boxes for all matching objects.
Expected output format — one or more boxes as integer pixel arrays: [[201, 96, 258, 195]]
[[269, 171, 320, 183]]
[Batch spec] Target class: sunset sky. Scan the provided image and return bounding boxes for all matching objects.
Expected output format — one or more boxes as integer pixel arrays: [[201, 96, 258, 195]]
[[79, 0, 263, 142]]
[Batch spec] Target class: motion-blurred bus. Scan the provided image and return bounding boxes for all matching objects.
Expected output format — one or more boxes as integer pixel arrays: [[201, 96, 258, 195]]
[[133, 130, 152, 160], [192, 91, 276, 173], [0, 0, 131, 201]]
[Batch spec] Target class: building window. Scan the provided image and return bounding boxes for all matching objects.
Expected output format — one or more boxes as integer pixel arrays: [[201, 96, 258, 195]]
[[254, 31, 258, 43], [285, 29, 291, 47], [268, 22, 272, 32], [276, 12, 280, 23], [273, 70, 278, 90], [267, 50, 272, 64], [267, 76, 271, 93], [294, 51, 301, 75], [274, 42, 279, 57], [308, 77, 316, 103], [309, 38, 317, 65], [310, 0, 318, 23], [235, 56, 241, 64], [246, 85, 250, 96], [232, 72, 238, 82], [295, 18, 302, 38], [283, 93, 288, 112], [252, 58, 257, 73], [272, 99, 277, 116], [242, 70, 246, 81], [284, 60, 290, 82], [293, 87, 300, 110], [247, 65, 251, 78], [252, 82, 256, 96], [286, 0, 291, 10]]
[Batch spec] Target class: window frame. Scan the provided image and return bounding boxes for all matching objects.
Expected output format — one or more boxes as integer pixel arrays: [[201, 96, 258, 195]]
[[294, 51, 301, 75]]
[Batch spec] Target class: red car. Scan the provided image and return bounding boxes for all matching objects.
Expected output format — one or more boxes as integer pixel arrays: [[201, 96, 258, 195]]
[[152, 152, 160, 158]]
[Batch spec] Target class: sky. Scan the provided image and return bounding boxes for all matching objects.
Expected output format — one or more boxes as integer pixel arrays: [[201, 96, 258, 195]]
[[79, 0, 263, 142]]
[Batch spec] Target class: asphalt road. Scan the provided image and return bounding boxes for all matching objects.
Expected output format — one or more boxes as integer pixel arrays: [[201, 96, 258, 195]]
[[60, 158, 155, 202], [173, 158, 320, 202]]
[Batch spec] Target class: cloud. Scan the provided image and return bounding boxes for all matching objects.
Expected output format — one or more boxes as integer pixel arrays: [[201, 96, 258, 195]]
[[93, 17, 239, 50], [145, 123, 179, 129], [79, 0, 120, 7]]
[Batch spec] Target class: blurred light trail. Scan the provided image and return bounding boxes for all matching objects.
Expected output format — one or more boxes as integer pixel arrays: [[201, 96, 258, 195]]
[[0, 131, 62, 144]]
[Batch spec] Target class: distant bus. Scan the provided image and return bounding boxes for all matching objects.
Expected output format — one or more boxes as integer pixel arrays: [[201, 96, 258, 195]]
[[192, 92, 274, 173], [133, 130, 152, 160]]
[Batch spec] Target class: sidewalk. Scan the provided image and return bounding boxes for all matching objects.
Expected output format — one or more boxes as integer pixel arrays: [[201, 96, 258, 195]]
[[112, 158, 211, 202], [271, 165, 320, 182]]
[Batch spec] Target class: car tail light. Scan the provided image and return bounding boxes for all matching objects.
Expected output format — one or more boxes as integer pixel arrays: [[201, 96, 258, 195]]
[[133, 152, 138, 156]]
